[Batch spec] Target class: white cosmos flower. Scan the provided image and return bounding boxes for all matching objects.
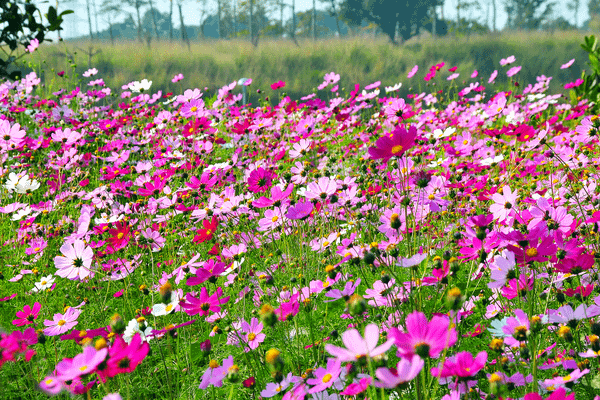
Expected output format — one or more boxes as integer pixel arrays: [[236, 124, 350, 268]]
[[123, 318, 153, 343], [129, 79, 152, 93], [31, 275, 55, 293], [11, 205, 32, 221], [14, 175, 40, 194], [433, 127, 456, 139], [480, 155, 504, 166], [385, 82, 402, 92], [151, 293, 181, 316], [3, 171, 26, 192]]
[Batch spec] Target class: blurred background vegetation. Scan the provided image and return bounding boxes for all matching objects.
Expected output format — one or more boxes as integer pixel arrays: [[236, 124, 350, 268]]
[[21, 0, 600, 103]]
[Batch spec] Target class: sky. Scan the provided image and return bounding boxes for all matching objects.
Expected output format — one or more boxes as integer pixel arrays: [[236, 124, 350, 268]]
[[34, 0, 595, 40]]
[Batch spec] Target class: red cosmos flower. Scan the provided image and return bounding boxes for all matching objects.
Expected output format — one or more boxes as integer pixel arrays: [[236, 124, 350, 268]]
[[271, 80, 286, 90], [107, 221, 131, 251], [563, 284, 594, 298], [13, 302, 41, 326], [193, 216, 218, 244], [368, 125, 417, 162]]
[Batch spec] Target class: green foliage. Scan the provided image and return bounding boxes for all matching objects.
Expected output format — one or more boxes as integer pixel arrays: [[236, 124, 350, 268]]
[[0, 1, 69, 79], [577, 35, 600, 112]]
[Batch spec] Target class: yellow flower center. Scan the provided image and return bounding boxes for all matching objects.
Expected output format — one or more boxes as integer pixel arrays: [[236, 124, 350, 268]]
[[165, 304, 173, 312], [322, 373, 332, 383], [117, 232, 124, 239], [248, 333, 256, 341], [391, 145, 403, 154], [79, 365, 88, 372], [58, 319, 66, 326], [525, 248, 538, 257], [271, 216, 279, 223]]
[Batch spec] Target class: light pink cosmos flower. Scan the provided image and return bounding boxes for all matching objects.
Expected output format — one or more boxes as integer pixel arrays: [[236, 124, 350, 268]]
[[375, 355, 424, 388], [489, 185, 518, 223], [307, 358, 342, 394], [304, 177, 337, 200], [407, 65, 419, 78], [54, 240, 94, 281], [241, 317, 265, 351], [55, 346, 108, 381], [488, 70, 498, 83], [0, 120, 26, 151], [26, 38, 39, 53], [43, 307, 81, 336], [500, 55, 516, 66], [325, 323, 393, 362], [560, 59, 575, 69], [506, 66, 522, 77]]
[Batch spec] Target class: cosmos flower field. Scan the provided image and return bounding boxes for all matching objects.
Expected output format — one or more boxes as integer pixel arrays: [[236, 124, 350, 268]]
[[0, 50, 599, 400]]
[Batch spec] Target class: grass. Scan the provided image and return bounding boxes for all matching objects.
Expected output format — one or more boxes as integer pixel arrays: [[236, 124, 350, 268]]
[[25, 30, 591, 104]]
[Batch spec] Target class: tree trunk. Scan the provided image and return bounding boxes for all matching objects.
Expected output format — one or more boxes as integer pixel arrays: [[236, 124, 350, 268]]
[[149, 0, 160, 39], [233, 0, 237, 38], [217, 0, 221, 39], [312, 0, 316, 41], [432, 5, 436, 36], [169, 0, 174, 40], [280, 1, 284, 38], [86, 0, 94, 40], [93, 0, 99, 38], [109, 20, 114, 45], [178, 3, 190, 49], [330, 0, 341, 37], [135, 1, 143, 43], [250, 0, 254, 46], [491, 0, 496, 32]]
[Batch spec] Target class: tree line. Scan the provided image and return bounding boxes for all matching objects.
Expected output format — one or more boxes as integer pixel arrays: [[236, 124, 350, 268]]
[[50, 0, 600, 46]]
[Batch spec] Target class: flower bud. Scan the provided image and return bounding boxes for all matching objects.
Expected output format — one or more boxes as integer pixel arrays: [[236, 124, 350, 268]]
[[558, 326, 573, 342], [489, 338, 504, 353], [265, 348, 284, 376], [259, 304, 277, 327], [347, 294, 367, 316], [110, 314, 126, 334], [446, 287, 464, 311], [159, 281, 173, 304]]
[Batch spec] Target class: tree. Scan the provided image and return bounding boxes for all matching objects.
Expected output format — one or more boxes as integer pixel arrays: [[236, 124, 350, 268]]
[[124, 0, 148, 42], [0, 1, 70, 79], [567, 0, 580, 28], [319, 0, 342, 37], [100, 0, 123, 44], [504, 0, 554, 30], [338, 0, 443, 43]]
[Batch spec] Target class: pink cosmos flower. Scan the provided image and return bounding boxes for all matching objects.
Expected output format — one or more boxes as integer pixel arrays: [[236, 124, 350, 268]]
[[105, 333, 149, 378], [388, 311, 457, 359], [271, 80, 285, 90], [340, 377, 372, 396], [180, 287, 230, 317], [501, 274, 534, 300], [26, 237, 48, 256], [12, 302, 41, 326], [253, 184, 294, 208], [43, 307, 82, 336], [524, 387, 574, 400], [26, 38, 39, 53], [507, 66, 522, 77], [257, 208, 286, 232], [488, 70, 498, 83], [0, 120, 26, 151], [325, 323, 393, 362], [247, 168, 274, 193], [560, 59, 575, 69], [375, 355, 424, 388], [368, 125, 417, 162], [407, 65, 419, 78], [431, 351, 488, 379], [172, 73, 184, 83], [54, 240, 94, 281], [307, 358, 342, 393], [304, 176, 337, 200], [241, 317, 265, 351], [500, 55, 516, 66], [285, 200, 313, 220], [489, 185, 518, 223], [55, 346, 108, 381]]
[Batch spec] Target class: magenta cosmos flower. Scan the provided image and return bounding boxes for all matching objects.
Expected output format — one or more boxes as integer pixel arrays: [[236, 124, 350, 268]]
[[54, 240, 94, 281], [368, 125, 417, 162], [388, 311, 458, 359], [241, 317, 266, 351], [13, 302, 41, 326], [43, 307, 81, 336], [430, 350, 488, 379], [180, 287, 230, 317], [105, 333, 150, 378], [524, 387, 574, 400], [325, 323, 393, 362], [307, 358, 342, 394]]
